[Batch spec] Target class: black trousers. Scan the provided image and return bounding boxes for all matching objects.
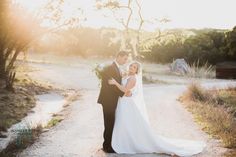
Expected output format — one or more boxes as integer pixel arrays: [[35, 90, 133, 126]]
[[102, 105, 116, 149]]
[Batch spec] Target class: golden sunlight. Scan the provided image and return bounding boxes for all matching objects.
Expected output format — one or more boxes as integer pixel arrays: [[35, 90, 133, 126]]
[[13, 0, 236, 30], [1, 1, 236, 156], [14, 0, 48, 12]]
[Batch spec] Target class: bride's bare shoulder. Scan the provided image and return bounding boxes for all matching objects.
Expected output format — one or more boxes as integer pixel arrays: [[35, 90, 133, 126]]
[[127, 75, 136, 82]]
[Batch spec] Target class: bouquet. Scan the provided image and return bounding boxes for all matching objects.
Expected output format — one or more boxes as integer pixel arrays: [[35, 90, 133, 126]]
[[93, 63, 106, 80]]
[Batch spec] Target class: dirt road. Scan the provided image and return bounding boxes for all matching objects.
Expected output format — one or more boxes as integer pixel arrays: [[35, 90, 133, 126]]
[[19, 62, 235, 157]]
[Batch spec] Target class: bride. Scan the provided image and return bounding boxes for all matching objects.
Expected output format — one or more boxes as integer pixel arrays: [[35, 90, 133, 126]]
[[108, 61, 206, 157]]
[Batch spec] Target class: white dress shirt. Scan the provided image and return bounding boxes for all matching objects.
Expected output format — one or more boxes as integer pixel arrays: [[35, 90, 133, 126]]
[[114, 60, 122, 74]]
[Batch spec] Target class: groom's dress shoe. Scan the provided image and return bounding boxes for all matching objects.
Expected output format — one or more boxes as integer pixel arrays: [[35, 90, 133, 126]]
[[102, 147, 116, 153]]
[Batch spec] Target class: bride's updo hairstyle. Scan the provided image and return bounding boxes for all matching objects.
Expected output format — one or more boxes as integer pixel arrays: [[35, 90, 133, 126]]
[[130, 61, 141, 74]]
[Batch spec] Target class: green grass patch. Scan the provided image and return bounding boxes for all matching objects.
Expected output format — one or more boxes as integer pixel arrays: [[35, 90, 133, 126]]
[[46, 117, 63, 128]]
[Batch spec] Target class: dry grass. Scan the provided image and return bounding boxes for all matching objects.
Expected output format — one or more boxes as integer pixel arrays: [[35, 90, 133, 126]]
[[0, 87, 36, 135], [142, 60, 215, 80], [187, 61, 215, 78], [180, 83, 236, 149], [224, 149, 236, 157], [0, 64, 52, 138], [183, 82, 210, 102], [0, 124, 42, 157], [142, 75, 168, 84]]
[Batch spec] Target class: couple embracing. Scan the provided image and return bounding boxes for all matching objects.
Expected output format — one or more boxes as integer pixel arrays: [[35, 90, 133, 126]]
[[97, 51, 206, 157]]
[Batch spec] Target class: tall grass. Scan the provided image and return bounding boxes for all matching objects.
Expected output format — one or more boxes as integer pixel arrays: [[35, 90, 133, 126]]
[[187, 61, 215, 78], [181, 83, 236, 148]]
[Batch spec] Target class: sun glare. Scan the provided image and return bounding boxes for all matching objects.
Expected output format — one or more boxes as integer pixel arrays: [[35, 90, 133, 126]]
[[14, 0, 48, 12], [13, 0, 236, 31]]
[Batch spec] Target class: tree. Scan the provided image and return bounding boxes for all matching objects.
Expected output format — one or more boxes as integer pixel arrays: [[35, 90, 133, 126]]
[[0, 0, 84, 90], [96, 0, 144, 57], [140, 28, 231, 65], [184, 30, 227, 64], [0, 1, 39, 90], [224, 26, 236, 60]]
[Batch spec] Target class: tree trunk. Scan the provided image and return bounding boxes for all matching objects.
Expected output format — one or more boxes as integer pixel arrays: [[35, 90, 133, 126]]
[[5, 71, 15, 91], [0, 55, 6, 80]]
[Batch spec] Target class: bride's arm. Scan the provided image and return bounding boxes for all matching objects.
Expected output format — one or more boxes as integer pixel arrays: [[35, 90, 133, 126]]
[[108, 77, 136, 94]]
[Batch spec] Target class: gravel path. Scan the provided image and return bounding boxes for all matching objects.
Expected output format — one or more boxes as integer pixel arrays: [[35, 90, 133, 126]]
[[18, 62, 235, 157]]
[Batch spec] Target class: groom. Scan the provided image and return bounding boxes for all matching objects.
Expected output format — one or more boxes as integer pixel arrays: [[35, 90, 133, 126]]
[[97, 51, 129, 153]]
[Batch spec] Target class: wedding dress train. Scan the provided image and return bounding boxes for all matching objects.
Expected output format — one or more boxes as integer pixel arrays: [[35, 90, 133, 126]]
[[111, 75, 206, 156]]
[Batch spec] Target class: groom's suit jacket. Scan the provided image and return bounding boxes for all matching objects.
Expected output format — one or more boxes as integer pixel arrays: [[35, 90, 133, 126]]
[[97, 62, 125, 108]]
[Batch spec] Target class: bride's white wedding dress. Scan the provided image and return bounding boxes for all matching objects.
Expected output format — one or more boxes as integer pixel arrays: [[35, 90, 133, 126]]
[[111, 74, 206, 156]]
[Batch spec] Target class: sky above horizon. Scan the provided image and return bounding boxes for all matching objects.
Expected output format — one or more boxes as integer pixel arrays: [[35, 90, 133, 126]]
[[15, 0, 236, 31]]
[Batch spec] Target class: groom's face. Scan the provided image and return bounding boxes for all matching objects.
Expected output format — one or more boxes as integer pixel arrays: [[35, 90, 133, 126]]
[[117, 55, 129, 65]]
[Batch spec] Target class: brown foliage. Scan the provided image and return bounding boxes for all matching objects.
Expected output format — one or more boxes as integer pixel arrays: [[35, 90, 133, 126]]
[[181, 83, 236, 148]]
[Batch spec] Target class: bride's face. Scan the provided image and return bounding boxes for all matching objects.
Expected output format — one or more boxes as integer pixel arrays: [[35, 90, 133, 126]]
[[129, 63, 138, 75]]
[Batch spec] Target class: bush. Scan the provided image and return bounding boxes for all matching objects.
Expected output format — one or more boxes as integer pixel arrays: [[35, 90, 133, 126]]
[[181, 84, 236, 148], [183, 83, 209, 102], [187, 61, 215, 78], [140, 28, 236, 65]]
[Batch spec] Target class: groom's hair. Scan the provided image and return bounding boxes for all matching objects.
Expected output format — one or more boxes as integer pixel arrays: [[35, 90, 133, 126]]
[[116, 51, 129, 58]]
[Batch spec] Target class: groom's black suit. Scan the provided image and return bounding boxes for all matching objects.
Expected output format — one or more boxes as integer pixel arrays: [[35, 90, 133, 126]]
[[97, 62, 125, 151]]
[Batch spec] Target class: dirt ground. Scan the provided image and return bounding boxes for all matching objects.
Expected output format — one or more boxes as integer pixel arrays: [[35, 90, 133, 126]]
[[18, 57, 236, 157]]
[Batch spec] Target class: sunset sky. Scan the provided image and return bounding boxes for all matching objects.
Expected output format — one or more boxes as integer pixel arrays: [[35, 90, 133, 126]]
[[15, 0, 236, 31]]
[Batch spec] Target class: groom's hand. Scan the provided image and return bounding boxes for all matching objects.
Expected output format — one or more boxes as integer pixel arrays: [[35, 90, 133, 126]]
[[125, 91, 132, 97]]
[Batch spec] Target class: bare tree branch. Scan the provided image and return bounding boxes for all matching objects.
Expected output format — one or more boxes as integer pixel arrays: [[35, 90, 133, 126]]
[[125, 0, 133, 32], [135, 0, 144, 32]]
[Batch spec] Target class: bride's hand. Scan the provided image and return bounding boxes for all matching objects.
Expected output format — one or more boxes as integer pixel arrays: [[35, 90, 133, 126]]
[[121, 71, 128, 77], [108, 78, 117, 85], [125, 91, 132, 97]]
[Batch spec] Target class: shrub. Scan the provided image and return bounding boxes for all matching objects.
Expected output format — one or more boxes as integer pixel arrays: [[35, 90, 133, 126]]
[[181, 84, 236, 148]]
